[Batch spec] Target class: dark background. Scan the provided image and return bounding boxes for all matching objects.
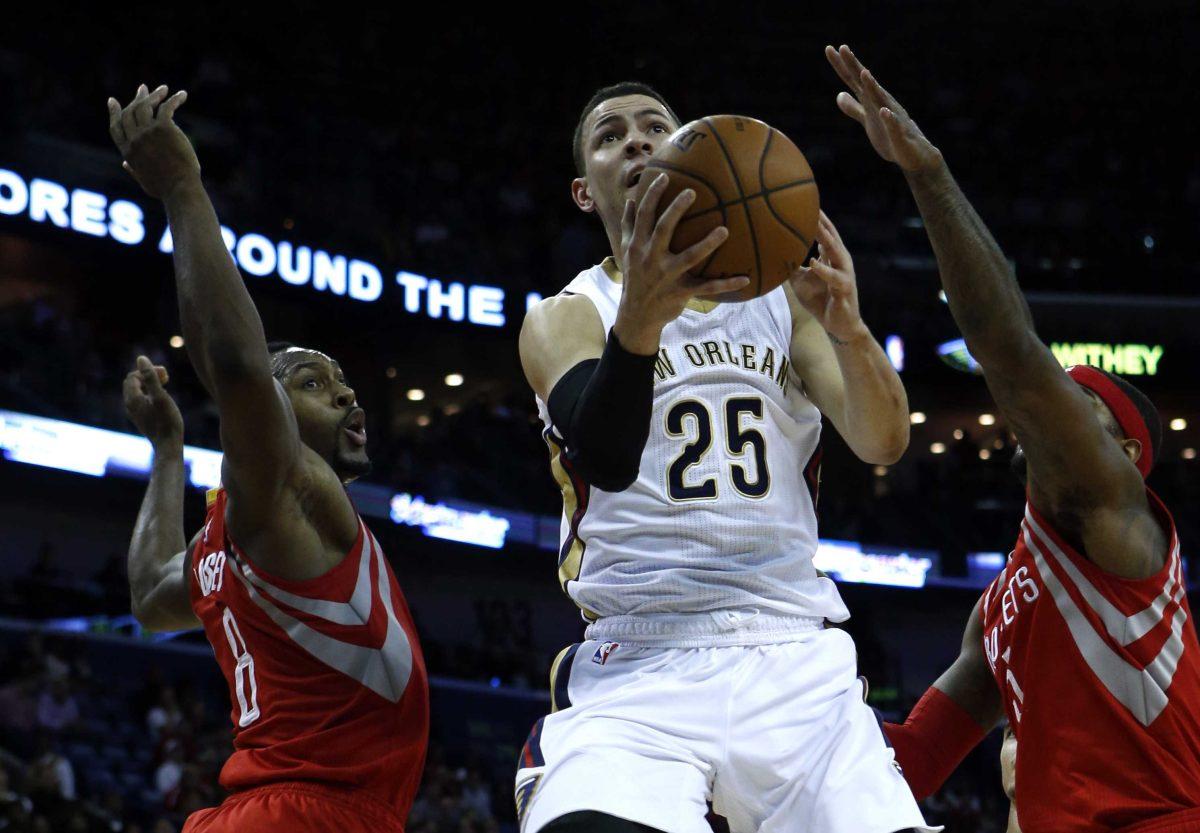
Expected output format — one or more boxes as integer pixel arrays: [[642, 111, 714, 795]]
[[0, 3, 1197, 831]]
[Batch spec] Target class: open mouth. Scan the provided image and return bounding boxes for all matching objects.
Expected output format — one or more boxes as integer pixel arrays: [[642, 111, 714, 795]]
[[626, 164, 647, 188], [342, 409, 367, 447]]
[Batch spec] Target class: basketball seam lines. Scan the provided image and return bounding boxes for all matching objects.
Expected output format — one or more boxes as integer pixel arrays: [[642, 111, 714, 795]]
[[680, 177, 816, 221], [643, 159, 728, 278], [703, 117, 762, 297], [758, 129, 813, 250]]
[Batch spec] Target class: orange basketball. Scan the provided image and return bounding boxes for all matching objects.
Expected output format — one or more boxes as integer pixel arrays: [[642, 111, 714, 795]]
[[636, 114, 820, 302]]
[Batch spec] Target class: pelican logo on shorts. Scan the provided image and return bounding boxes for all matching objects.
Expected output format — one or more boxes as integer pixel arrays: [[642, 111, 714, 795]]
[[671, 127, 706, 152], [198, 551, 226, 596], [592, 641, 620, 665]]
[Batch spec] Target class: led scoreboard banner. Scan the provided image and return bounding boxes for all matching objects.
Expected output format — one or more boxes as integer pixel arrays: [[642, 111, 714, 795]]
[[0, 166, 544, 327], [938, 338, 1167, 377]]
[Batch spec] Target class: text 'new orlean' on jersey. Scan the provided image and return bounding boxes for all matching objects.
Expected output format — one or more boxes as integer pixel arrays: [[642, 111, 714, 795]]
[[535, 259, 850, 623]]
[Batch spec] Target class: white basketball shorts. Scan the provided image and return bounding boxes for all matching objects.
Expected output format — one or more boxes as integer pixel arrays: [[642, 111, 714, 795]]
[[515, 619, 936, 833]]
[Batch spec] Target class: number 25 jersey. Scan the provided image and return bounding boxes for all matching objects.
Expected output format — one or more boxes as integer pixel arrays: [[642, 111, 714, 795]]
[[535, 258, 849, 623], [189, 487, 429, 819]]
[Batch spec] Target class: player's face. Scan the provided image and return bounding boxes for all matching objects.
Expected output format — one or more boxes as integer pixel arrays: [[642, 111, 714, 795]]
[[276, 350, 370, 482], [1010, 388, 1141, 484], [573, 95, 678, 232]]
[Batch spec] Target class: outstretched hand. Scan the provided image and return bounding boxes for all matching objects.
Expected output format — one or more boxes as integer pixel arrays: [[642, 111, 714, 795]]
[[108, 84, 200, 200], [789, 211, 869, 344], [123, 356, 184, 448], [825, 44, 943, 174]]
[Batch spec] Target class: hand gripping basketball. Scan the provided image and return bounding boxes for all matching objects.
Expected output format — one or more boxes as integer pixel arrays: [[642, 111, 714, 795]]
[[613, 173, 750, 353]]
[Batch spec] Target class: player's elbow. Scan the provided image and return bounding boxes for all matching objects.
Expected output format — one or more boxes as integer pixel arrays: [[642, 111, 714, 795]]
[[131, 598, 169, 633], [853, 424, 910, 466]]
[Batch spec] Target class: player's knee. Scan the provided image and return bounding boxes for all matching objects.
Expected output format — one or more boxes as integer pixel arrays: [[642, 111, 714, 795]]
[[540, 811, 667, 833]]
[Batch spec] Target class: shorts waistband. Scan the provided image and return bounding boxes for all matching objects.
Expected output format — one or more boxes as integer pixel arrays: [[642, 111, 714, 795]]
[[224, 780, 404, 829], [584, 609, 824, 647]]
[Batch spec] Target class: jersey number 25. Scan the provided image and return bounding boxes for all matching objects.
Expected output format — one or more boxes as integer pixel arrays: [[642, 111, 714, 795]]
[[665, 397, 770, 502]]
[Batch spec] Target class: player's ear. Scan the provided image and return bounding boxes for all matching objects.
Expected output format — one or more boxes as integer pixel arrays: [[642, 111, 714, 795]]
[[1122, 437, 1143, 467], [571, 178, 595, 213]]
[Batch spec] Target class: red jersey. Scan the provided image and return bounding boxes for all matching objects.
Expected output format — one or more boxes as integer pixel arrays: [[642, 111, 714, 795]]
[[981, 490, 1200, 832], [188, 488, 429, 823]]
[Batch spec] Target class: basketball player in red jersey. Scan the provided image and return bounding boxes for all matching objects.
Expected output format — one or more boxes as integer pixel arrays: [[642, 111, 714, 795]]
[[827, 45, 1200, 832], [110, 84, 428, 832]]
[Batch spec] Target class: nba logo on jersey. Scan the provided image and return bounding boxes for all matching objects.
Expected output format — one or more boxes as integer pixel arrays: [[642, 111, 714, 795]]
[[198, 551, 226, 597], [592, 642, 619, 665]]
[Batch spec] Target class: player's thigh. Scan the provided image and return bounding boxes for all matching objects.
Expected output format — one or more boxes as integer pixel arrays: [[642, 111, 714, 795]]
[[518, 730, 713, 833], [716, 629, 933, 833]]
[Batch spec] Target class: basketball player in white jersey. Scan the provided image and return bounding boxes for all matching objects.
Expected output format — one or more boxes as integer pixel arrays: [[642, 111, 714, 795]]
[[514, 83, 933, 833]]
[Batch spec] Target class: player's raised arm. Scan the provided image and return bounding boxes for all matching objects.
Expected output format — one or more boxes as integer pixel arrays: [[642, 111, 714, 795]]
[[123, 357, 200, 632], [783, 211, 910, 465], [826, 46, 1158, 577], [108, 86, 302, 519], [520, 174, 746, 491]]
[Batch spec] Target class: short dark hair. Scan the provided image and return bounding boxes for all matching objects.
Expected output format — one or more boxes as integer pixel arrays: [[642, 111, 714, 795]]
[[1092, 367, 1163, 471], [572, 81, 680, 176], [267, 341, 300, 379]]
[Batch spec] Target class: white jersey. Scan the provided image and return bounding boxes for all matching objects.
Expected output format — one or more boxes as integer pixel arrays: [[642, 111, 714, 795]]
[[536, 258, 850, 624]]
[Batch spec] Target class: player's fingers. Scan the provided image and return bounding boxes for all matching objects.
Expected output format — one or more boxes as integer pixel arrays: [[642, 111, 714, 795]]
[[651, 189, 696, 251], [122, 371, 143, 400], [120, 86, 146, 137], [155, 366, 170, 385], [880, 108, 913, 148], [159, 90, 187, 122], [107, 98, 127, 145], [674, 225, 729, 273], [634, 173, 669, 243], [813, 224, 841, 269], [839, 45, 869, 84], [826, 45, 861, 93], [692, 275, 751, 298], [140, 363, 167, 393], [862, 70, 903, 115], [158, 90, 188, 121], [805, 251, 840, 281], [858, 70, 887, 115], [835, 92, 866, 125], [818, 210, 843, 245], [135, 85, 168, 126]]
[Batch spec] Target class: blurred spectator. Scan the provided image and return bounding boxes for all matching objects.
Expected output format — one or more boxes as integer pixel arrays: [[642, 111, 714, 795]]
[[25, 734, 75, 803], [0, 765, 34, 827], [154, 742, 185, 802], [35, 678, 80, 733], [146, 687, 183, 742], [0, 675, 39, 735]]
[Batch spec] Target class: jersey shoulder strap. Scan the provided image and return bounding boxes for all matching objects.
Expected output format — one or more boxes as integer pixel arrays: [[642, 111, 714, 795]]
[[560, 259, 621, 332]]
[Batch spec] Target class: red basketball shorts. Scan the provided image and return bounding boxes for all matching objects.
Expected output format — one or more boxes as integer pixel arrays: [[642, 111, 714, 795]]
[[182, 781, 405, 833]]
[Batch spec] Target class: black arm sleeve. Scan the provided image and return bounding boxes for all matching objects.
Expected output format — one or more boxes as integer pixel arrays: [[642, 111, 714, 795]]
[[547, 328, 657, 492]]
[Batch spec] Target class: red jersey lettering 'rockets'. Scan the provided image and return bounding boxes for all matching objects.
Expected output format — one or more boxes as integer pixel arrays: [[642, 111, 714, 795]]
[[189, 488, 429, 823], [981, 490, 1200, 833]]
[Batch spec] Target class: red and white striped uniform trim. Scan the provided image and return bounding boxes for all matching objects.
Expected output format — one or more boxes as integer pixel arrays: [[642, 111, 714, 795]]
[[1021, 506, 1187, 727]]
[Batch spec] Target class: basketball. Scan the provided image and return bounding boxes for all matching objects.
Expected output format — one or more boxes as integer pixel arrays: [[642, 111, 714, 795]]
[[636, 114, 820, 302]]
